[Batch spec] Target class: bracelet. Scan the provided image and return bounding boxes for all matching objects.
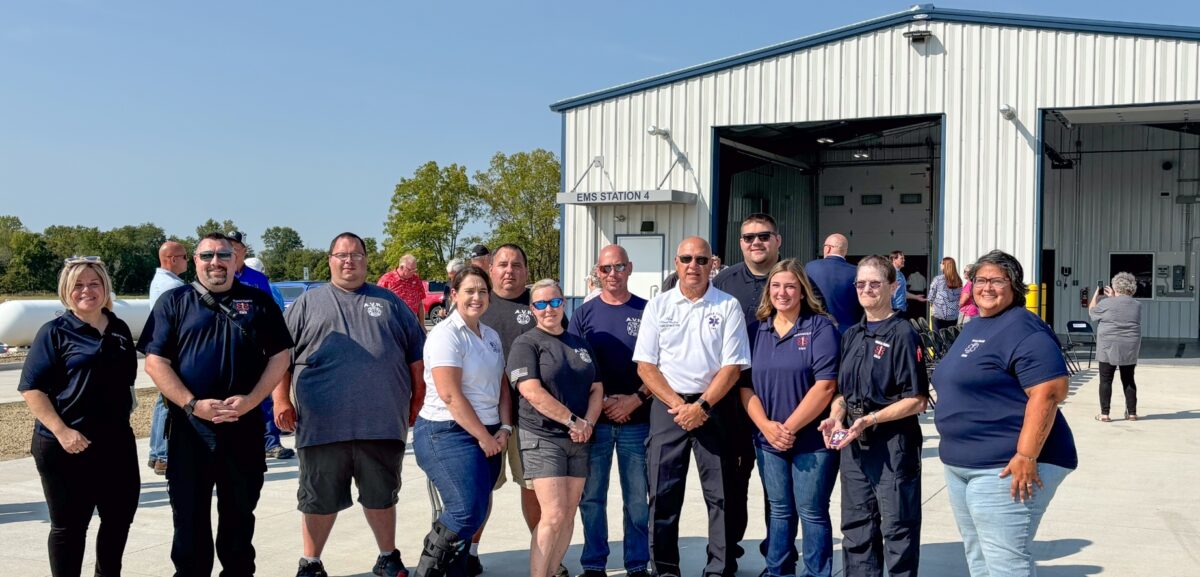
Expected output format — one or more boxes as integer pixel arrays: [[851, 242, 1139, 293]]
[[1015, 452, 1037, 462], [870, 411, 879, 427], [499, 424, 514, 434]]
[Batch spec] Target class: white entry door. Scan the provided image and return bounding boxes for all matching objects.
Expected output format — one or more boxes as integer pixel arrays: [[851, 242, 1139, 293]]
[[617, 234, 665, 301]]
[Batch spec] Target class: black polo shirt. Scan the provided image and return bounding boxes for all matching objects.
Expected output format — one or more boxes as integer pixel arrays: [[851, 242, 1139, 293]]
[[19, 309, 137, 439], [713, 262, 770, 334], [837, 314, 929, 413], [137, 281, 292, 442]]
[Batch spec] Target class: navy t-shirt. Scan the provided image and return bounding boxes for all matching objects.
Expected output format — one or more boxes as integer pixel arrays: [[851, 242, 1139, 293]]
[[567, 295, 649, 425], [507, 328, 596, 439], [932, 305, 1077, 470], [749, 312, 839, 453], [19, 309, 136, 439]]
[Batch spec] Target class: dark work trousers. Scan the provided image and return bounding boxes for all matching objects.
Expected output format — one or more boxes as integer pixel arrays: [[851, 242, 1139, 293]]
[[1098, 361, 1138, 416], [722, 397, 756, 567], [32, 426, 140, 577], [647, 395, 732, 577], [838, 418, 922, 577], [166, 418, 266, 577]]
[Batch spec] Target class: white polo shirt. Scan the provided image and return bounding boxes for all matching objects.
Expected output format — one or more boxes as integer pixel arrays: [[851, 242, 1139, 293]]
[[632, 284, 751, 394], [419, 310, 505, 424]]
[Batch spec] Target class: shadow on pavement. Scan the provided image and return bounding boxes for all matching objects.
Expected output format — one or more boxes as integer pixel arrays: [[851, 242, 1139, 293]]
[[920, 538, 1100, 577]]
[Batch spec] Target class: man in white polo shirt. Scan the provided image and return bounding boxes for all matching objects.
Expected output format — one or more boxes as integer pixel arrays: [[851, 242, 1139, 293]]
[[633, 236, 751, 577]]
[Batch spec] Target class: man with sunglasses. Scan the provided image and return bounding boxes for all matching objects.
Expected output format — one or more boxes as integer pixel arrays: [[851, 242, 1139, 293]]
[[568, 245, 652, 577], [139, 232, 294, 577], [146, 240, 189, 476], [634, 236, 751, 577], [713, 212, 784, 570]]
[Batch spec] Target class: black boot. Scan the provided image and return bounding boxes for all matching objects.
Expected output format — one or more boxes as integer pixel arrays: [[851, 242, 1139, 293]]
[[413, 521, 467, 577]]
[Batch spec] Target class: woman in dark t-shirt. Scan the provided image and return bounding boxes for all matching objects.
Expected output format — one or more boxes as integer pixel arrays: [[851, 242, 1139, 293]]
[[18, 258, 139, 577], [506, 279, 603, 577], [933, 250, 1076, 577]]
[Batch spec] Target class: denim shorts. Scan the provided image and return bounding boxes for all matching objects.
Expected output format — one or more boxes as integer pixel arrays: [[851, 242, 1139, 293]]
[[519, 428, 589, 480]]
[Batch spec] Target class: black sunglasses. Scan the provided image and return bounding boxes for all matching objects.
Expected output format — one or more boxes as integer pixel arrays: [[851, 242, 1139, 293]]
[[197, 251, 234, 262], [597, 263, 629, 274], [532, 297, 564, 310], [740, 231, 776, 243], [677, 255, 711, 265]]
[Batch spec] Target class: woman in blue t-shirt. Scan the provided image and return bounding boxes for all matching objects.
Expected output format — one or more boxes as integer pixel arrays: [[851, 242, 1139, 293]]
[[740, 259, 839, 577], [932, 250, 1077, 577]]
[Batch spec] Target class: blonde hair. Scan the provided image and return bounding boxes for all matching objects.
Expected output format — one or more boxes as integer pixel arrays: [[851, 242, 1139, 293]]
[[58, 260, 114, 312], [529, 278, 562, 299], [755, 259, 829, 321]]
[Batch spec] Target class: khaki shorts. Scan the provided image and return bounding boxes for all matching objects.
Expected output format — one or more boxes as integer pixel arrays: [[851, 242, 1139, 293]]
[[493, 424, 532, 490]]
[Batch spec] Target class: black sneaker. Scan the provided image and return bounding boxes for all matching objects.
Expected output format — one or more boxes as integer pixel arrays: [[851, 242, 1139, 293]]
[[577, 570, 607, 577], [467, 554, 483, 576], [296, 558, 329, 577], [266, 446, 296, 459], [373, 549, 409, 577], [627, 571, 651, 577], [554, 565, 569, 577]]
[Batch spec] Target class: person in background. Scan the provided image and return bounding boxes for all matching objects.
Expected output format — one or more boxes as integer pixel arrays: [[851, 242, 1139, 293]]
[[378, 254, 428, 324], [1089, 272, 1143, 422], [583, 273, 601, 302], [959, 264, 979, 325], [440, 258, 466, 319], [927, 257, 964, 331], [148, 240, 189, 476], [889, 251, 926, 316], [21, 257, 140, 577], [806, 233, 864, 335], [470, 244, 492, 271], [932, 250, 1076, 577]]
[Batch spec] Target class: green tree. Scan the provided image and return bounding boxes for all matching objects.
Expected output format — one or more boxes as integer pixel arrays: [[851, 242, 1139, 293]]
[[43, 225, 103, 262], [282, 248, 330, 281], [0, 231, 58, 293], [99, 223, 166, 294], [0, 215, 28, 277], [473, 149, 561, 281], [193, 219, 249, 253], [260, 226, 305, 280], [382, 161, 481, 280]]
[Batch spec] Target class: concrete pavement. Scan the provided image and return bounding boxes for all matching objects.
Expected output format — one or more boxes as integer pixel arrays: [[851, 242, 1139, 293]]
[[0, 365, 1198, 576]]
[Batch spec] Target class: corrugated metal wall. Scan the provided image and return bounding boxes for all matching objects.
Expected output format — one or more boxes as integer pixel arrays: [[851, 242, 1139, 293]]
[[1043, 123, 1200, 338], [723, 165, 815, 266], [561, 21, 1200, 300]]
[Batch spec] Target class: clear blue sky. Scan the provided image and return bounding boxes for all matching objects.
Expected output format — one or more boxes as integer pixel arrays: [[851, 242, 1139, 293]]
[[2, 1, 1193, 251]]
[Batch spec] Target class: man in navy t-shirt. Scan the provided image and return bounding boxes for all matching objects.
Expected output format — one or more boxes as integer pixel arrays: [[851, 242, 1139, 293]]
[[568, 244, 653, 577]]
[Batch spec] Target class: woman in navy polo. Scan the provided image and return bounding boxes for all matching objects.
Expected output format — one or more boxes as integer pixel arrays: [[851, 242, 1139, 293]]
[[19, 257, 140, 577], [740, 259, 839, 577], [932, 250, 1076, 577], [818, 255, 928, 577]]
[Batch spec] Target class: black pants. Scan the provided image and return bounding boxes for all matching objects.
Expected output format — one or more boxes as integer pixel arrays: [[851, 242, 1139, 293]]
[[839, 420, 922, 577], [167, 419, 266, 577], [1098, 361, 1138, 415], [32, 426, 140, 577], [647, 396, 732, 577], [723, 397, 755, 566]]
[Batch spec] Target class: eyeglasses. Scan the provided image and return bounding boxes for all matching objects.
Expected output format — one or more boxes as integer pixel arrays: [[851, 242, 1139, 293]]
[[740, 232, 776, 243], [532, 297, 564, 310], [974, 277, 1010, 289], [196, 251, 234, 262], [597, 263, 628, 274], [64, 256, 102, 265], [854, 280, 884, 291], [331, 252, 365, 262], [677, 255, 711, 266], [168, 254, 188, 261]]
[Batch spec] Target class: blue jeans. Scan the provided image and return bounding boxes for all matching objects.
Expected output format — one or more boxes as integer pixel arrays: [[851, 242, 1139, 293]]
[[261, 396, 283, 450], [149, 395, 169, 462], [944, 463, 1072, 577], [413, 418, 502, 538], [579, 422, 651, 573], [757, 447, 838, 577]]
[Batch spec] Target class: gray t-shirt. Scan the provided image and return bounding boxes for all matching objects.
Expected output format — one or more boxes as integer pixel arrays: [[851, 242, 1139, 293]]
[[479, 289, 569, 355], [1089, 295, 1142, 365], [284, 282, 426, 448]]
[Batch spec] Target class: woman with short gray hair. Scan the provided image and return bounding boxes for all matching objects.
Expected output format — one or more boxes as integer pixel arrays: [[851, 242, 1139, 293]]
[[1089, 272, 1142, 421]]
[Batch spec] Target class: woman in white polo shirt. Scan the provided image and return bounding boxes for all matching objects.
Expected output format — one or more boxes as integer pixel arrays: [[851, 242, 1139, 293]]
[[412, 265, 514, 576]]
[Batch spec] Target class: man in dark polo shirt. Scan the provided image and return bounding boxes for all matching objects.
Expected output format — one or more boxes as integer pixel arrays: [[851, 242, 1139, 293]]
[[712, 212, 783, 570], [568, 244, 652, 577], [139, 232, 293, 577]]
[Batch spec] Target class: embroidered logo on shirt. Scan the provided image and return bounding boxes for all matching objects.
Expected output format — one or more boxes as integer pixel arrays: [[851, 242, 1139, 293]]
[[515, 308, 532, 325], [795, 332, 810, 350], [961, 339, 985, 357], [233, 300, 252, 315], [626, 317, 641, 337], [487, 339, 500, 354], [872, 339, 891, 360], [575, 348, 593, 363], [706, 314, 723, 329], [509, 367, 529, 381], [365, 302, 383, 318]]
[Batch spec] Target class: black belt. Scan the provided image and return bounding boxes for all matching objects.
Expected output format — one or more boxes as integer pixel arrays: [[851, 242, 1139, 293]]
[[677, 393, 704, 402]]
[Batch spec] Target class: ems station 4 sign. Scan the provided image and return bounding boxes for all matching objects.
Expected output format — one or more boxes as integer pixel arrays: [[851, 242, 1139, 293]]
[[556, 189, 697, 205]]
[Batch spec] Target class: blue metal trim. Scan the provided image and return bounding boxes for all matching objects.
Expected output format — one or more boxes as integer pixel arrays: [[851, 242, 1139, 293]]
[[1034, 108, 1046, 300], [709, 126, 720, 253], [937, 114, 946, 265], [549, 6, 1200, 113], [559, 113, 568, 295]]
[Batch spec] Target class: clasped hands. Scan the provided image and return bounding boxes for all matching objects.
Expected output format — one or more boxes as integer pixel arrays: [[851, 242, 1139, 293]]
[[668, 401, 708, 431], [193, 396, 254, 424]]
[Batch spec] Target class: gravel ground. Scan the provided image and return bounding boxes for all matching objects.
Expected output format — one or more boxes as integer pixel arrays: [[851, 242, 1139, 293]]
[[0, 388, 158, 461]]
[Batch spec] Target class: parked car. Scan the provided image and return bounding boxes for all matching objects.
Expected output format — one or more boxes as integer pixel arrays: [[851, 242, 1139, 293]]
[[271, 281, 327, 310], [423, 281, 447, 324]]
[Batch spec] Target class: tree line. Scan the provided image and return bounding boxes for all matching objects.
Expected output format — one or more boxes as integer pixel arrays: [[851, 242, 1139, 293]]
[[0, 149, 561, 295]]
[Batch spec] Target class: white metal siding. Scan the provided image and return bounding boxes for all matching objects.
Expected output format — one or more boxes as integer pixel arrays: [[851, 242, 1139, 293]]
[[561, 22, 1200, 299]]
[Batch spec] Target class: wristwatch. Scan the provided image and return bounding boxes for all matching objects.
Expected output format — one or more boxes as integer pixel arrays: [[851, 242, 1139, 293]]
[[183, 398, 198, 418], [697, 399, 713, 415], [567, 414, 579, 427], [499, 424, 514, 435], [636, 389, 651, 403]]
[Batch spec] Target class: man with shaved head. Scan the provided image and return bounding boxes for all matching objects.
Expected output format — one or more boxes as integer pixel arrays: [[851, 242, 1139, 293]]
[[145, 240, 190, 474], [806, 233, 864, 335], [633, 236, 751, 577]]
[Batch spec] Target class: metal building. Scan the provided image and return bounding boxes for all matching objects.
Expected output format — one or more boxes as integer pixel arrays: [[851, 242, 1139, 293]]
[[550, 5, 1200, 339]]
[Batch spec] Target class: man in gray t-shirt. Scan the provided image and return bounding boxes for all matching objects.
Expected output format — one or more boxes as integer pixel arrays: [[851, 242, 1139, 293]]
[[271, 233, 426, 577]]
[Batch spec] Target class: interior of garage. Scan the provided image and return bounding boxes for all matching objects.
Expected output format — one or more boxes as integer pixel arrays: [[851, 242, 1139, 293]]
[[714, 115, 941, 318], [1041, 103, 1200, 341]]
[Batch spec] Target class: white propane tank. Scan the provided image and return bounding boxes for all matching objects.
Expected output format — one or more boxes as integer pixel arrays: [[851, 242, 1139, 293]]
[[0, 296, 152, 347]]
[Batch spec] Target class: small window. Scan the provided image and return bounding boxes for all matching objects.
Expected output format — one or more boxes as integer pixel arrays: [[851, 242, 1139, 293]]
[[860, 194, 883, 205], [900, 193, 923, 204], [823, 195, 845, 207]]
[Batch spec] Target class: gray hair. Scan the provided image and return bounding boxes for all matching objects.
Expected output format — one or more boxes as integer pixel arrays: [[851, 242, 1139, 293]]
[[529, 278, 561, 297], [446, 258, 465, 276], [971, 250, 1027, 301], [1111, 272, 1137, 296]]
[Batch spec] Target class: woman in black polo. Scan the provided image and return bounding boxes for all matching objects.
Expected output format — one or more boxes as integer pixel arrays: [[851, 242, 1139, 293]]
[[19, 258, 140, 577], [818, 255, 928, 577]]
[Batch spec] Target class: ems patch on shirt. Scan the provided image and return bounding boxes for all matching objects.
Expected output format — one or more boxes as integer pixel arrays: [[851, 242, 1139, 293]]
[[872, 339, 891, 359], [509, 367, 529, 381], [706, 313, 723, 329], [487, 339, 501, 354], [961, 339, 985, 357], [795, 333, 810, 350], [364, 302, 383, 318], [515, 308, 532, 325], [575, 348, 592, 363], [233, 300, 252, 315], [626, 317, 641, 337]]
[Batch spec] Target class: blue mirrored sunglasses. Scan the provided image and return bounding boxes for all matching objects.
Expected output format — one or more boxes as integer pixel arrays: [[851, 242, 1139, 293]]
[[532, 297, 564, 310]]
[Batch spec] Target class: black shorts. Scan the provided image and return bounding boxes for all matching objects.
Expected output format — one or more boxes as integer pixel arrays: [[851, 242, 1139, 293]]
[[519, 429, 589, 480], [297, 439, 405, 514]]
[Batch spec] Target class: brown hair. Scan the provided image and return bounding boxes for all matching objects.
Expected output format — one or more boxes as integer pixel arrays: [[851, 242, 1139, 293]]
[[858, 255, 897, 283], [942, 257, 963, 289], [452, 264, 493, 293], [755, 259, 829, 321]]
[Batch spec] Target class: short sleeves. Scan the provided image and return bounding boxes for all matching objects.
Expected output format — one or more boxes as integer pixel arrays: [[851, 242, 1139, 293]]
[[424, 324, 466, 370], [397, 301, 426, 365], [1011, 328, 1069, 388], [18, 322, 60, 394], [631, 297, 662, 365], [810, 319, 840, 381], [137, 292, 178, 359], [893, 326, 930, 399], [719, 300, 752, 368], [253, 293, 294, 357], [506, 337, 542, 385], [1088, 299, 1110, 321]]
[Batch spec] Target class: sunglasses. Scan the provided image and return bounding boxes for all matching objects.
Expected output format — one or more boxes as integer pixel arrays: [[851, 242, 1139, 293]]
[[740, 232, 776, 243], [197, 251, 234, 262], [532, 298, 564, 310], [597, 263, 628, 274], [64, 255, 103, 265], [677, 255, 711, 266], [854, 280, 884, 291]]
